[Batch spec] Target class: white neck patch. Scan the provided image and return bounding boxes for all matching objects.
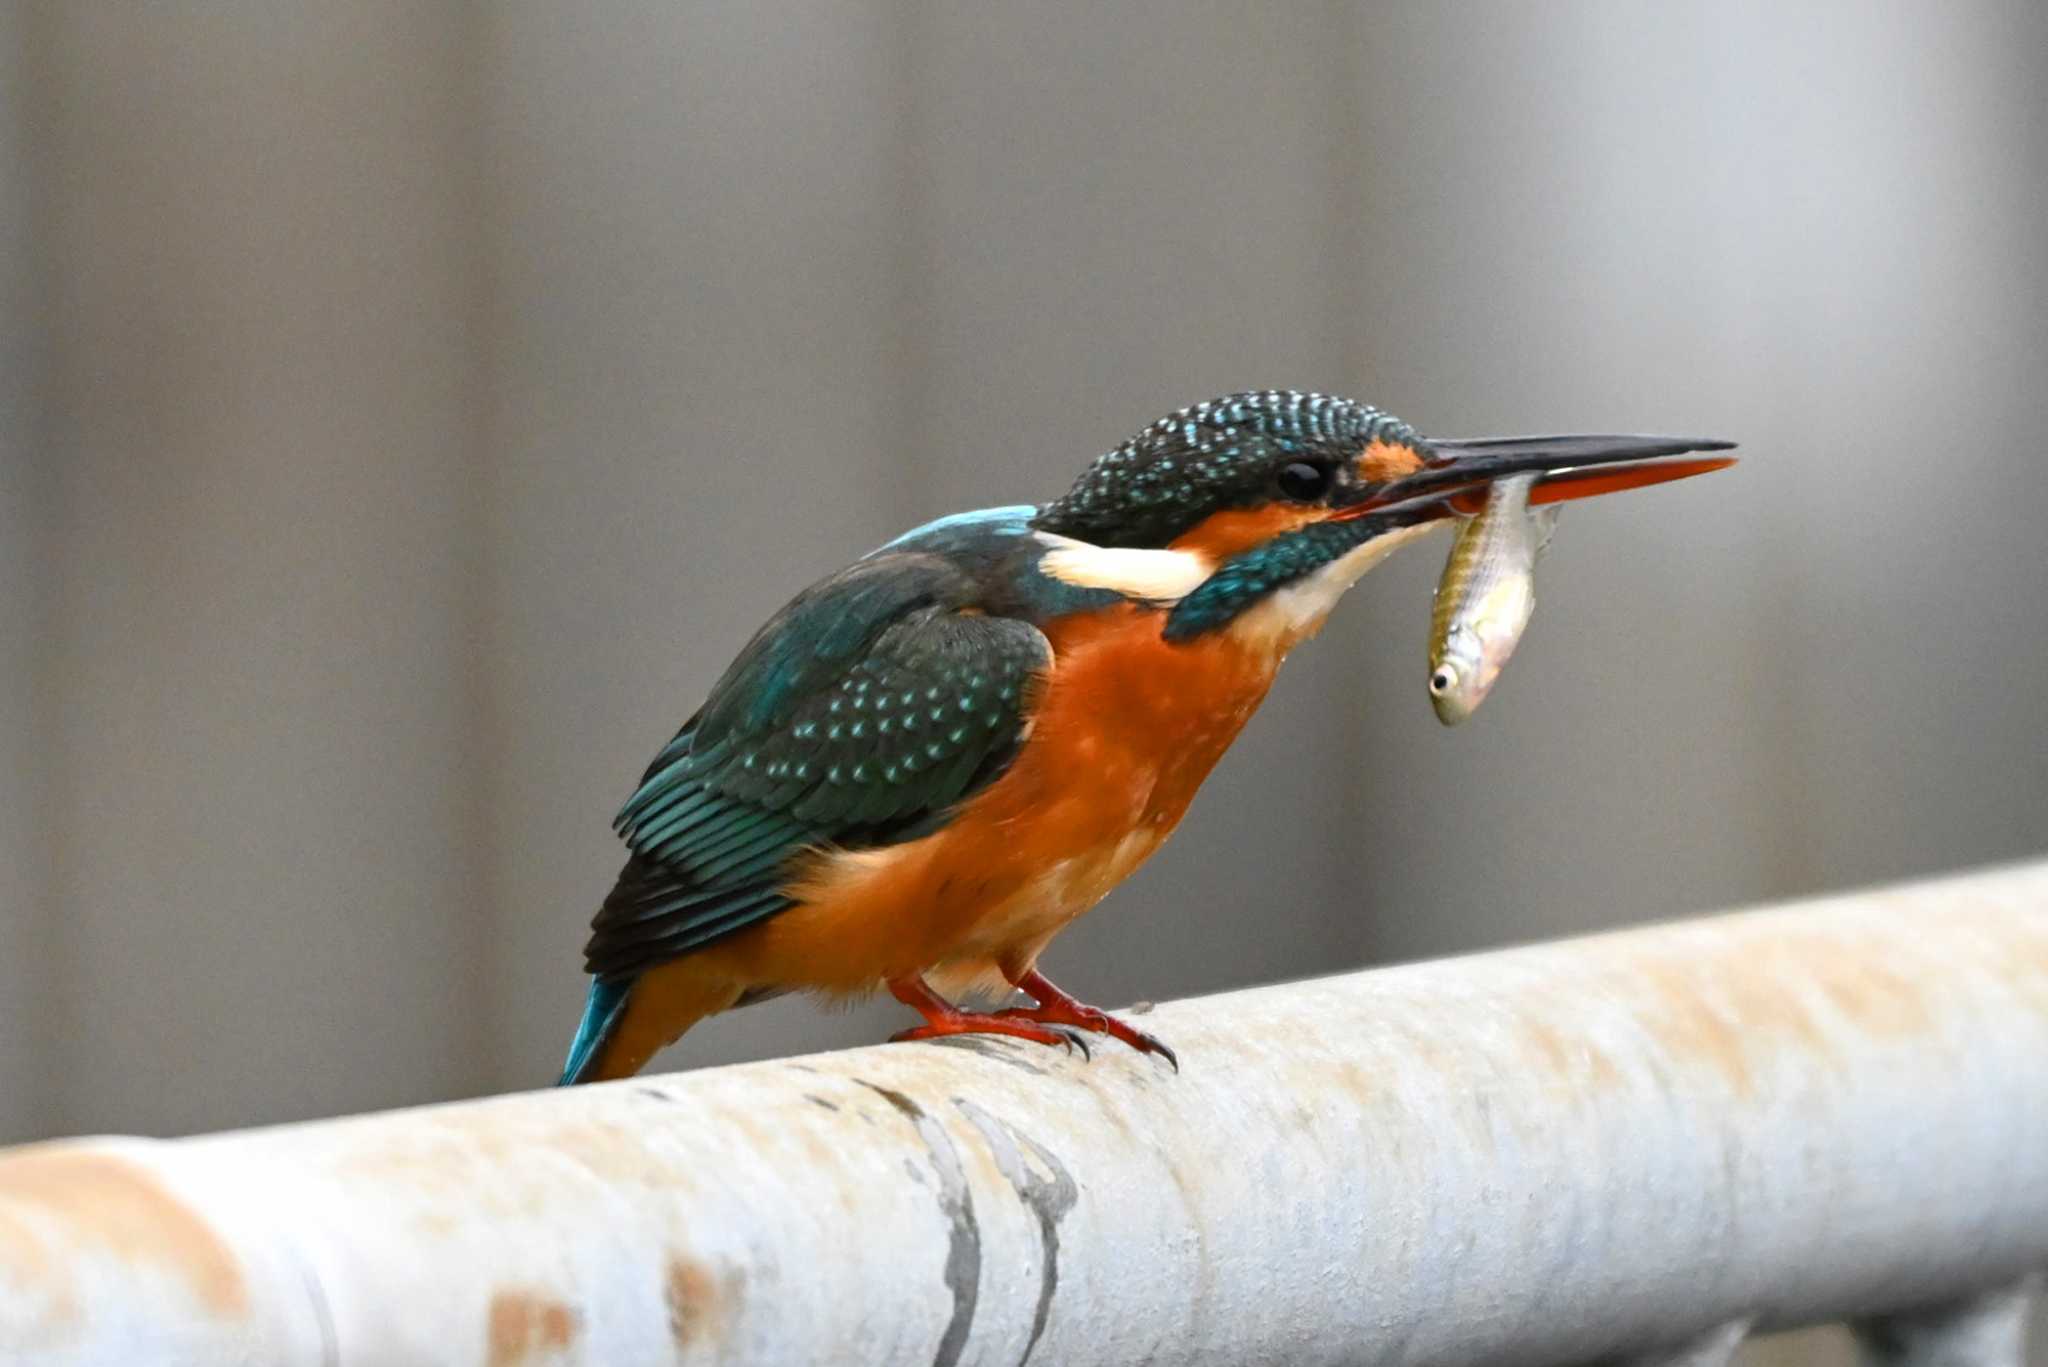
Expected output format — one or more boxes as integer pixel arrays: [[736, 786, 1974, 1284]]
[[1034, 532, 1212, 603], [1227, 522, 1445, 653]]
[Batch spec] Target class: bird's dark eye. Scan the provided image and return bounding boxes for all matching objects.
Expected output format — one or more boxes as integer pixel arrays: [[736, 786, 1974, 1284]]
[[1276, 460, 1333, 501]]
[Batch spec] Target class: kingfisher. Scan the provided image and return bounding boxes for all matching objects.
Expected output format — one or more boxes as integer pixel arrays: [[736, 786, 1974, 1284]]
[[559, 390, 1733, 1083]]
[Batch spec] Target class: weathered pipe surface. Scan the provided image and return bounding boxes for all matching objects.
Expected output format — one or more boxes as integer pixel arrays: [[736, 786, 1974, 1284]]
[[2, 862, 2046, 1366]]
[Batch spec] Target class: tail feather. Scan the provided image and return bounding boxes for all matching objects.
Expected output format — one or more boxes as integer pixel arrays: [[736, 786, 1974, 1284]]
[[558, 979, 631, 1086], [557, 965, 744, 1085]]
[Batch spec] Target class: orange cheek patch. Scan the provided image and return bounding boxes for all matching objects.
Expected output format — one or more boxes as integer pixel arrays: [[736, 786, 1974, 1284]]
[[1356, 437, 1427, 483], [1169, 503, 1322, 560]]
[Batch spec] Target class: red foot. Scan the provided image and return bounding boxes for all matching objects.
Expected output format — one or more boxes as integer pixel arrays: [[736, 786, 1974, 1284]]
[[999, 969, 1179, 1071], [887, 977, 1092, 1057], [890, 1015, 1091, 1056]]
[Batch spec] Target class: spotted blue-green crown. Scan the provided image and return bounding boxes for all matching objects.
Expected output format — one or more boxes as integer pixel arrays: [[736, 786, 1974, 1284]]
[[1033, 390, 1417, 548]]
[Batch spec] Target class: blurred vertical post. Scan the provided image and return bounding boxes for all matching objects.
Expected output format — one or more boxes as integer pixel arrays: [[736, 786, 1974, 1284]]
[[477, 4, 923, 1081], [22, 5, 493, 1134], [0, 3, 49, 1144]]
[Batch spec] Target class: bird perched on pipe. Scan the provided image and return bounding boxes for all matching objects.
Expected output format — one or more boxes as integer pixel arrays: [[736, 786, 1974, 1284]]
[[559, 390, 1734, 1083]]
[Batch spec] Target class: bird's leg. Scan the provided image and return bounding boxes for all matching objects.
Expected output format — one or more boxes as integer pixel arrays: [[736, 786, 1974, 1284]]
[[999, 968, 1178, 1070], [886, 975, 1091, 1057]]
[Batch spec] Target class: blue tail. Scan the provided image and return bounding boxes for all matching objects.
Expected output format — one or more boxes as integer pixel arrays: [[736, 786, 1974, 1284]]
[[558, 979, 631, 1086]]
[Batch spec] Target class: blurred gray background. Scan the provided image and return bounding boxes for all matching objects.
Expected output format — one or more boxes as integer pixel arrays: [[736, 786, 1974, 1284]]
[[2, 5, 2046, 1357]]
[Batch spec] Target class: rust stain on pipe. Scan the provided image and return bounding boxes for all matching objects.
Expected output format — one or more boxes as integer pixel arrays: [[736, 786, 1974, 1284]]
[[1625, 957, 1764, 1097], [1605, 922, 1961, 1098], [1511, 1015, 1623, 1094], [1805, 945, 1930, 1039], [666, 1254, 742, 1351], [0, 1148, 246, 1321], [485, 1286, 580, 1365]]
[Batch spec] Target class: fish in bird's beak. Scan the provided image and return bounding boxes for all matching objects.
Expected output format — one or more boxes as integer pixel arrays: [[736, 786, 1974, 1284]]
[[1428, 473, 1556, 725], [1160, 428, 1734, 646], [1333, 433, 1736, 724]]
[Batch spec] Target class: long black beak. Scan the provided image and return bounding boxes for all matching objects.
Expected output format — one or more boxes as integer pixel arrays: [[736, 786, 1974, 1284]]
[[1336, 433, 1737, 521], [1163, 433, 1735, 642]]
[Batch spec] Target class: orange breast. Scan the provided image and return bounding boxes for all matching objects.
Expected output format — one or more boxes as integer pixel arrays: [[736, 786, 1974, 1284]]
[[693, 603, 1286, 996]]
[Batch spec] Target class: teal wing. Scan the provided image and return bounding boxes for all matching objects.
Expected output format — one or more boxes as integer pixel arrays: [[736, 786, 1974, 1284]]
[[581, 553, 1051, 985]]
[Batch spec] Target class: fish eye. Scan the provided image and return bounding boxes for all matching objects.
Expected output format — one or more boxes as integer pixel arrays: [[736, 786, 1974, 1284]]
[[1276, 460, 1333, 501], [1428, 666, 1457, 695]]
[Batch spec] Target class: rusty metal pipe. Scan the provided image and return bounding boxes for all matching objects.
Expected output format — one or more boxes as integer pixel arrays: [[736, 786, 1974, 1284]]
[[3, 862, 2046, 1365]]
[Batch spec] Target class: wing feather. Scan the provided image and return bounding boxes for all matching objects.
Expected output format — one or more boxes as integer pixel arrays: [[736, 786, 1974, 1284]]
[[582, 553, 1050, 983]]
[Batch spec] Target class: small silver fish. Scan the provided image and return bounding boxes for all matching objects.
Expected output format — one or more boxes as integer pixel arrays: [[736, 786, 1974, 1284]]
[[1427, 473, 1559, 725]]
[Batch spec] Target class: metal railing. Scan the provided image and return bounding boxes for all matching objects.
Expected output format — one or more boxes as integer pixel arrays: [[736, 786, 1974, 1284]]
[[3, 862, 2045, 1365]]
